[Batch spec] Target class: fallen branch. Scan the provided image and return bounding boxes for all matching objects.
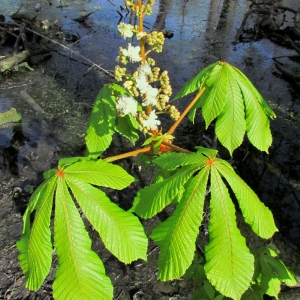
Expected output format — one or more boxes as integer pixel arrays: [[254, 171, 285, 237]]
[[0, 20, 114, 77], [0, 48, 50, 72]]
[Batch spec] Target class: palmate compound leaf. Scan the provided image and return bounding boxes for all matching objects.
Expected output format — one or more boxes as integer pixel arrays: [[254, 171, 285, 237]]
[[53, 177, 113, 300], [205, 165, 254, 300], [17, 176, 56, 291], [150, 167, 209, 280], [136, 150, 277, 299], [18, 158, 146, 299], [172, 61, 276, 154]]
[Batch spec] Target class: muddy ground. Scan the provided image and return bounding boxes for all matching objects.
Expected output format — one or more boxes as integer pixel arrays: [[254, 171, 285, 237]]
[[1, 0, 300, 299]]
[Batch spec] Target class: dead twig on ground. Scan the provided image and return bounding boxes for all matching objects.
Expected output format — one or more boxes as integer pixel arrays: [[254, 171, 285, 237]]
[[0, 20, 114, 77]]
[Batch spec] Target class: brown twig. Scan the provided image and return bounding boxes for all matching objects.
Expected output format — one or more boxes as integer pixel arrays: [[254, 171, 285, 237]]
[[104, 146, 152, 163], [0, 21, 114, 77]]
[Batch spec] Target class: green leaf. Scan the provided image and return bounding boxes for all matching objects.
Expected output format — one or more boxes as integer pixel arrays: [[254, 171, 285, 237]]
[[150, 168, 209, 280], [172, 61, 218, 102], [195, 146, 218, 158], [205, 166, 254, 300], [65, 176, 147, 263], [259, 257, 281, 298], [53, 178, 113, 300], [85, 85, 117, 158], [229, 65, 275, 152], [115, 114, 139, 145], [43, 168, 57, 180], [241, 284, 264, 300], [200, 62, 229, 128], [204, 279, 217, 299], [64, 159, 134, 189], [185, 254, 206, 285], [133, 164, 199, 218], [215, 69, 246, 154], [215, 158, 277, 239], [58, 156, 90, 168], [252, 247, 297, 297], [172, 61, 275, 153], [17, 176, 56, 291], [153, 152, 206, 170]]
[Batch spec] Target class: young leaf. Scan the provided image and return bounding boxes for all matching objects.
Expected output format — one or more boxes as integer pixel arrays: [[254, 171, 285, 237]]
[[172, 61, 276, 154], [17, 176, 56, 291], [205, 167, 254, 300], [215, 158, 277, 239], [65, 177, 147, 263], [85, 84, 117, 158], [53, 178, 113, 300], [252, 247, 297, 298], [133, 164, 200, 218], [150, 168, 209, 280]]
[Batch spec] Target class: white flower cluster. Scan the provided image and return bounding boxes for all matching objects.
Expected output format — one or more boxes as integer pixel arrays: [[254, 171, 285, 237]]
[[122, 43, 142, 63], [136, 62, 158, 106], [116, 95, 137, 116], [117, 22, 134, 39], [142, 110, 161, 130], [116, 21, 162, 131]]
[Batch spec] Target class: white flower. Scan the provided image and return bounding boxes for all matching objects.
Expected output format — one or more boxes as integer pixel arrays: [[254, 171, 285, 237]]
[[136, 74, 149, 93], [143, 86, 158, 106], [142, 110, 161, 130], [136, 31, 147, 40], [122, 43, 142, 62], [117, 22, 134, 39], [137, 61, 151, 76], [116, 95, 137, 116]]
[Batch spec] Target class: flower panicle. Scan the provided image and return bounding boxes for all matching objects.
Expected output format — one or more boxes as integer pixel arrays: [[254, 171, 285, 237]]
[[114, 0, 179, 132]]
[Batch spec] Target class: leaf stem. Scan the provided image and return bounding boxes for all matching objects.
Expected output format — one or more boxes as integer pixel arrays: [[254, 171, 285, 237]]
[[104, 146, 152, 163], [161, 141, 192, 154], [167, 87, 206, 135]]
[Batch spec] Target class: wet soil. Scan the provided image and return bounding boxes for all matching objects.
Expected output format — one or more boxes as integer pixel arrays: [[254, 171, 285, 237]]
[[1, 0, 300, 299]]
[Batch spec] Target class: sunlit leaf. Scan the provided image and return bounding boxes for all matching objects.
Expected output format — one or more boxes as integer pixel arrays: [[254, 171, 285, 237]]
[[151, 168, 209, 280], [85, 84, 117, 157], [133, 164, 199, 218], [64, 159, 134, 189], [205, 166, 254, 300], [17, 176, 56, 291], [53, 178, 113, 300], [215, 158, 277, 238], [172, 61, 275, 154], [66, 177, 147, 263]]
